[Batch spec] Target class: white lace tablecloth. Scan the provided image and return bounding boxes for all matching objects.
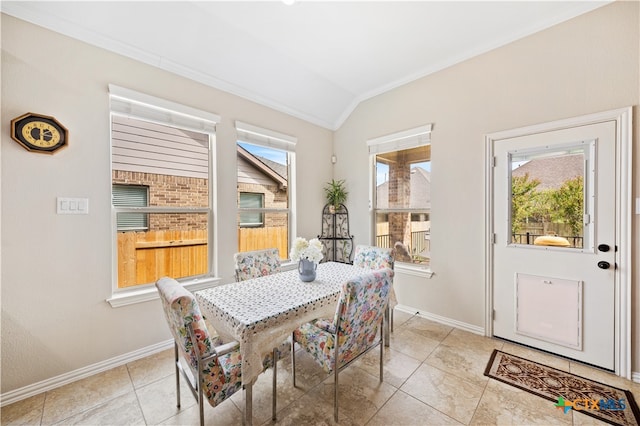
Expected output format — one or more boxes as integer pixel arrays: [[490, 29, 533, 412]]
[[194, 262, 372, 384]]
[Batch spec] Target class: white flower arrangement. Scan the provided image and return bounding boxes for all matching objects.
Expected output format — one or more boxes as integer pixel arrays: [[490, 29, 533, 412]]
[[290, 237, 324, 263]]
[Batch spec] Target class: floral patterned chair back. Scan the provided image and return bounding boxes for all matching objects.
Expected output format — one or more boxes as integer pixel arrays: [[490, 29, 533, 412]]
[[353, 245, 394, 270], [293, 268, 393, 371], [155, 277, 243, 412], [234, 248, 281, 282], [292, 268, 393, 421]]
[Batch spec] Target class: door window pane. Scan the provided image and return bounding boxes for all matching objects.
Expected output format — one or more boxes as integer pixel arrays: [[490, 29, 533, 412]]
[[510, 146, 588, 248]]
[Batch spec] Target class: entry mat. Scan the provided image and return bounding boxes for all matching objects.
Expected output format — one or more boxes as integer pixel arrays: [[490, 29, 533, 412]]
[[484, 349, 640, 426]]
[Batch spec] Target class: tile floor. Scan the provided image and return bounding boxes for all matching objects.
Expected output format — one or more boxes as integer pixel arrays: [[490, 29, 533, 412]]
[[2, 311, 639, 425]]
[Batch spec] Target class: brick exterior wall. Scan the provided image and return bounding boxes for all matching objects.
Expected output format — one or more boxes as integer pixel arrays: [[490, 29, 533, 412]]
[[388, 159, 411, 246], [112, 170, 208, 231]]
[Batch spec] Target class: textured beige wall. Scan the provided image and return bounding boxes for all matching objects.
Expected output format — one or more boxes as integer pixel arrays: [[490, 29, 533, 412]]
[[0, 14, 332, 393], [334, 1, 639, 369]]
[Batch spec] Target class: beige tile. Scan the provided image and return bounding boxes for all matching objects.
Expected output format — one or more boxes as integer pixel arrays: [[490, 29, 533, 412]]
[[470, 386, 572, 425], [41, 365, 133, 425], [0, 393, 45, 425], [127, 348, 175, 389], [135, 373, 197, 424], [270, 384, 358, 426], [390, 309, 416, 330], [387, 328, 441, 362], [367, 390, 462, 426], [425, 342, 494, 388], [318, 365, 397, 424], [572, 410, 612, 425], [352, 346, 421, 389], [400, 363, 484, 425], [52, 391, 144, 425], [441, 328, 503, 352], [229, 356, 312, 425], [156, 398, 242, 426], [401, 316, 453, 342]]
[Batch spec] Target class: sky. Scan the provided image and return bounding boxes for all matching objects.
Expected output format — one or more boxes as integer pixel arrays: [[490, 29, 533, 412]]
[[238, 142, 287, 165], [377, 161, 430, 186]]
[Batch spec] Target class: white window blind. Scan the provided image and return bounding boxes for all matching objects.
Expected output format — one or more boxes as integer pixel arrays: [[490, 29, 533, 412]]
[[113, 184, 148, 231], [367, 124, 432, 155], [109, 84, 220, 134], [235, 121, 297, 152]]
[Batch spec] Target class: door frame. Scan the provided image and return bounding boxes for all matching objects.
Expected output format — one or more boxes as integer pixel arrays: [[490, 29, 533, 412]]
[[484, 107, 632, 378]]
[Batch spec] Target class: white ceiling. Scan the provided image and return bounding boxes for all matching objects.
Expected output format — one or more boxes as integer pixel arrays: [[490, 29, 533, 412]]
[[2, 1, 610, 130]]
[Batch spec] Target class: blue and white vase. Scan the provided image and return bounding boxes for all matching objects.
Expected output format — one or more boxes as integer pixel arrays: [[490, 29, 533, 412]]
[[298, 259, 317, 282]]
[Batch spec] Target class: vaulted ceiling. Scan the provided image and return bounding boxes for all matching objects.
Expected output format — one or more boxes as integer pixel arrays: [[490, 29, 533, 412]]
[[1, 1, 610, 130]]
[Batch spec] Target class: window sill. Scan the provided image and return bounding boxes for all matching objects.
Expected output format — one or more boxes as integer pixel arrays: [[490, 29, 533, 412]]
[[106, 276, 222, 308], [394, 262, 434, 278]]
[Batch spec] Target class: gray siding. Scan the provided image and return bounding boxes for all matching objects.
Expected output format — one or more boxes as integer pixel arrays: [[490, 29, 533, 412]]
[[112, 115, 209, 179]]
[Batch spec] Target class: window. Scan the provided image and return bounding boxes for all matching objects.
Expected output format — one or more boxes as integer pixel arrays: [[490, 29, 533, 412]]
[[239, 193, 264, 227], [236, 121, 296, 260], [509, 143, 592, 249], [369, 125, 432, 266], [109, 85, 219, 297], [112, 184, 149, 231]]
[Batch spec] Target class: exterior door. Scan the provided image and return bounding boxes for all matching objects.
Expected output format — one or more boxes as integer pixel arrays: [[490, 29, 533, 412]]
[[491, 120, 617, 370]]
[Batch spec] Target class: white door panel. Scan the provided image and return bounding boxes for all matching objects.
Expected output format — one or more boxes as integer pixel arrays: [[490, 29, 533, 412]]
[[492, 121, 616, 370]]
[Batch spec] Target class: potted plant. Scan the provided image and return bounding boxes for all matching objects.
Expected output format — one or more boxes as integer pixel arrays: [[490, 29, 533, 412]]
[[324, 179, 348, 213]]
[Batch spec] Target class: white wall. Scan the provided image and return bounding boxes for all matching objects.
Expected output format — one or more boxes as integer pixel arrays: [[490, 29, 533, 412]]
[[334, 1, 640, 368], [0, 14, 333, 393]]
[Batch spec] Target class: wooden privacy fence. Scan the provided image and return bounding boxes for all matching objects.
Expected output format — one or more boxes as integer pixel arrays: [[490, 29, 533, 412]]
[[238, 226, 288, 260], [118, 227, 288, 288], [118, 230, 208, 288]]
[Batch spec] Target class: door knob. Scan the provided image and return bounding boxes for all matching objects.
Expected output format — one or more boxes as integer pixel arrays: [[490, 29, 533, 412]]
[[598, 244, 610, 252], [597, 261, 610, 270]]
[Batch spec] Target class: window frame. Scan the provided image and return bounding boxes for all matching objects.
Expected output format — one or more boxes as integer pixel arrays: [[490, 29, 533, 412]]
[[107, 85, 221, 307], [235, 121, 296, 262], [368, 125, 434, 277]]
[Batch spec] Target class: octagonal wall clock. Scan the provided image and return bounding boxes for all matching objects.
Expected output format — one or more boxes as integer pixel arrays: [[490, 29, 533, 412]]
[[10, 112, 68, 154]]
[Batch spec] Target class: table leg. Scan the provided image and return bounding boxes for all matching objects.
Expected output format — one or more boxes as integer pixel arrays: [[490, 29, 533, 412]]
[[244, 380, 253, 426]]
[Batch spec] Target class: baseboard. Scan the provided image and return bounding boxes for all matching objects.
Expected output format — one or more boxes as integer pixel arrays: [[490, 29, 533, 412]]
[[632, 371, 640, 384], [0, 339, 173, 407], [394, 305, 485, 335]]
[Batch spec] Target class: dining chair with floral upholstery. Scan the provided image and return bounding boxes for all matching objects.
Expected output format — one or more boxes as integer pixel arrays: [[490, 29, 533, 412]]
[[234, 248, 281, 282], [291, 268, 394, 422], [353, 244, 397, 334], [156, 277, 278, 425]]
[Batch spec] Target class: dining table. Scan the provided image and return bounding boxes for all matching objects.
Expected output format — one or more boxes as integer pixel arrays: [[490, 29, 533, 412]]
[[194, 261, 385, 425]]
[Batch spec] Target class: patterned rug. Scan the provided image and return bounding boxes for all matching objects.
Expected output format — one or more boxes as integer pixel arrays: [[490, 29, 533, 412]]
[[484, 350, 640, 426]]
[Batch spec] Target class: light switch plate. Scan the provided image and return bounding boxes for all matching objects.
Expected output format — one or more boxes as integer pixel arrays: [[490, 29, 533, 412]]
[[57, 197, 89, 214]]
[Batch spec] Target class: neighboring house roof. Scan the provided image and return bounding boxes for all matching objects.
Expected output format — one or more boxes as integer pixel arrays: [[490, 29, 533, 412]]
[[376, 167, 431, 209], [237, 145, 287, 189], [512, 154, 582, 190]]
